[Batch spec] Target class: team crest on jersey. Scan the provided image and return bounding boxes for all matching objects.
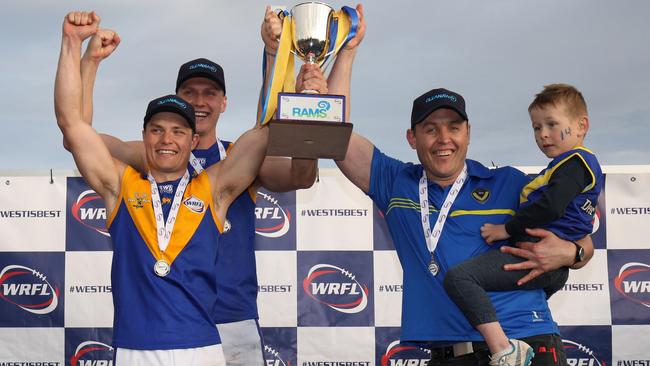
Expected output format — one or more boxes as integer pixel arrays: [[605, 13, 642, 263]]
[[183, 196, 206, 214], [127, 192, 150, 209], [471, 188, 490, 203]]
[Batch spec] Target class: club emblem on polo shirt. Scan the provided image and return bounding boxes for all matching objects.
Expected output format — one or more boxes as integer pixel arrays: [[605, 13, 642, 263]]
[[471, 188, 490, 203]]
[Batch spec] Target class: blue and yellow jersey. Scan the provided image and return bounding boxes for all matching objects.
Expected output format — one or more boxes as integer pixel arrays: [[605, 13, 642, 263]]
[[107, 166, 223, 350], [368, 148, 559, 342], [190, 141, 260, 323], [520, 147, 603, 241]]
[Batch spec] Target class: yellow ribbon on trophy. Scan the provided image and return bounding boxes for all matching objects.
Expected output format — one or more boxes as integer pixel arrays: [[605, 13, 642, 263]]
[[259, 6, 359, 125]]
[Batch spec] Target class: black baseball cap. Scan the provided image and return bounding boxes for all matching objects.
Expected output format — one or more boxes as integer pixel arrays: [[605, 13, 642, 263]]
[[175, 58, 226, 94], [143, 95, 196, 133], [411, 88, 468, 128]]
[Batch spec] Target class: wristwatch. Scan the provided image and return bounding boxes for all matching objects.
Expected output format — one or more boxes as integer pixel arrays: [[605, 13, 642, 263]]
[[571, 241, 585, 264]]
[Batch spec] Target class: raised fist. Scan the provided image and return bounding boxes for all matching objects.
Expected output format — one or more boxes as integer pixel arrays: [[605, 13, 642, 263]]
[[83, 29, 121, 63], [261, 6, 282, 54], [62, 11, 100, 42]]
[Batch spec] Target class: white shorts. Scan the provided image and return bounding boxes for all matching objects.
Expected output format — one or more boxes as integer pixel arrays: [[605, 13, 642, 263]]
[[216, 319, 264, 365], [115, 344, 225, 366]]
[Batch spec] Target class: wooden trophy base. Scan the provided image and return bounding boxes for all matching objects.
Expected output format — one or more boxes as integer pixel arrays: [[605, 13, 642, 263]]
[[267, 119, 353, 160]]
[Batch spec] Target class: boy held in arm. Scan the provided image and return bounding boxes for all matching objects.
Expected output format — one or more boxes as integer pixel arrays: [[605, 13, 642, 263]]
[[443, 84, 603, 366]]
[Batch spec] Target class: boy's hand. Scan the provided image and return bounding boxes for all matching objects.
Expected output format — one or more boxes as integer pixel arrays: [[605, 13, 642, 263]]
[[480, 223, 509, 244]]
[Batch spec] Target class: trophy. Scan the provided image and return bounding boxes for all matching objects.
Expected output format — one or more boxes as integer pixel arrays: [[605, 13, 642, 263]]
[[262, 2, 358, 160]]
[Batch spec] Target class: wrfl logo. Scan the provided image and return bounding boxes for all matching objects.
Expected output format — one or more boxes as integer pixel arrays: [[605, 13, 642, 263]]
[[381, 340, 431, 366], [614, 262, 650, 307], [71, 340, 114, 366], [292, 100, 331, 119], [302, 263, 369, 314], [0, 264, 59, 314]]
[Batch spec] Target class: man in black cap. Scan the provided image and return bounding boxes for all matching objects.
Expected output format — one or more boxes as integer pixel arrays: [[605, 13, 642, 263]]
[[318, 6, 594, 366], [74, 9, 326, 365], [56, 11, 269, 366]]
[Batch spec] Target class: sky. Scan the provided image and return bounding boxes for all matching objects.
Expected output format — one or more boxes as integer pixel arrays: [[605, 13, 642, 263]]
[[1, 0, 649, 173]]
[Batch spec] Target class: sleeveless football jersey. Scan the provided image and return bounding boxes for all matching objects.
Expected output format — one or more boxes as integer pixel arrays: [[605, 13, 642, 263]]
[[190, 141, 259, 323], [107, 166, 224, 349]]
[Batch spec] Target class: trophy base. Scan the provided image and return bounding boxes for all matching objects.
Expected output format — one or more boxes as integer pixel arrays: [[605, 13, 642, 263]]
[[267, 119, 353, 160]]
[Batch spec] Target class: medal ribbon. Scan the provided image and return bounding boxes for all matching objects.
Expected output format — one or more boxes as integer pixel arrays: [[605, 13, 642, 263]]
[[189, 139, 226, 174], [419, 164, 468, 267], [147, 170, 190, 253], [259, 6, 358, 125]]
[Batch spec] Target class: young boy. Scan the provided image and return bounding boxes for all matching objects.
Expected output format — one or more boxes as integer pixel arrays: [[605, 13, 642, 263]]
[[443, 84, 603, 366]]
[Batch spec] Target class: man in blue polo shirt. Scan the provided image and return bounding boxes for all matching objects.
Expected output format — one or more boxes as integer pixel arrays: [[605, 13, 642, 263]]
[[323, 6, 593, 366]]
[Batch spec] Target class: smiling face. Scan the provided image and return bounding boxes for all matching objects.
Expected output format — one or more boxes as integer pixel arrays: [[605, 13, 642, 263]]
[[529, 103, 588, 159], [406, 108, 470, 187], [142, 112, 199, 181], [176, 77, 227, 141]]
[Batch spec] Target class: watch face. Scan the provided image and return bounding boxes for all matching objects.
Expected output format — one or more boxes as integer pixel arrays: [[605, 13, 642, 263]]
[[575, 245, 585, 262]]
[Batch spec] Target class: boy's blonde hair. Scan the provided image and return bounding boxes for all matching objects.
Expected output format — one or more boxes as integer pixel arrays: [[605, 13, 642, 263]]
[[528, 83, 588, 119]]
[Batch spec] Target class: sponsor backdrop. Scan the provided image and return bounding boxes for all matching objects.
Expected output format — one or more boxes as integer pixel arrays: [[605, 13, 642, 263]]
[[1, 168, 649, 365]]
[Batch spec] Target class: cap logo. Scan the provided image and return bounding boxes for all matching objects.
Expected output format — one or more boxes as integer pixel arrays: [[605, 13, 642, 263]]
[[156, 98, 187, 109], [425, 93, 457, 103], [189, 63, 217, 73]]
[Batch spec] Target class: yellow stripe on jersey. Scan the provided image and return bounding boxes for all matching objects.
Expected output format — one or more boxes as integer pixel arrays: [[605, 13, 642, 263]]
[[450, 209, 516, 217], [520, 147, 597, 204], [387, 197, 515, 217]]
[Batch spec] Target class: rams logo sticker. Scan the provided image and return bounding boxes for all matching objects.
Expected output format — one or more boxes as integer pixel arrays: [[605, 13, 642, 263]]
[[472, 188, 490, 203]]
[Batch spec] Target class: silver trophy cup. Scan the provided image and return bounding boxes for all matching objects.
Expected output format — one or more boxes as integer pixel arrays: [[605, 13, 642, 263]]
[[267, 2, 353, 160], [290, 2, 335, 65]]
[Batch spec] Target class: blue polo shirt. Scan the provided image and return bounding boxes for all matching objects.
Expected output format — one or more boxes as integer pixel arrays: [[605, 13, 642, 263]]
[[368, 147, 560, 342]]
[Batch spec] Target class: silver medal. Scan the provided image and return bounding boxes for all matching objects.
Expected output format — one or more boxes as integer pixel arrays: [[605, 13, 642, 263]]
[[154, 259, 171, 277], [428, 258, 439, 276]]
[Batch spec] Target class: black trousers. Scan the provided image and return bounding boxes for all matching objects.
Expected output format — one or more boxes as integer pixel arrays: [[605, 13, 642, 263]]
[[428, 334, 567, 366]]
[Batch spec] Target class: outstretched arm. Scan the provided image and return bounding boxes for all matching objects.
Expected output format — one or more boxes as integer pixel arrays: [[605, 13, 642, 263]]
[[327, 4, 374, 193], [207, 126, 269, 221], [80, 27, 120, 124], [55, 11, 121, 212], [77, 26, 147, 172], [253, 7, 319, 192], [257, 5, 282, 123]]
